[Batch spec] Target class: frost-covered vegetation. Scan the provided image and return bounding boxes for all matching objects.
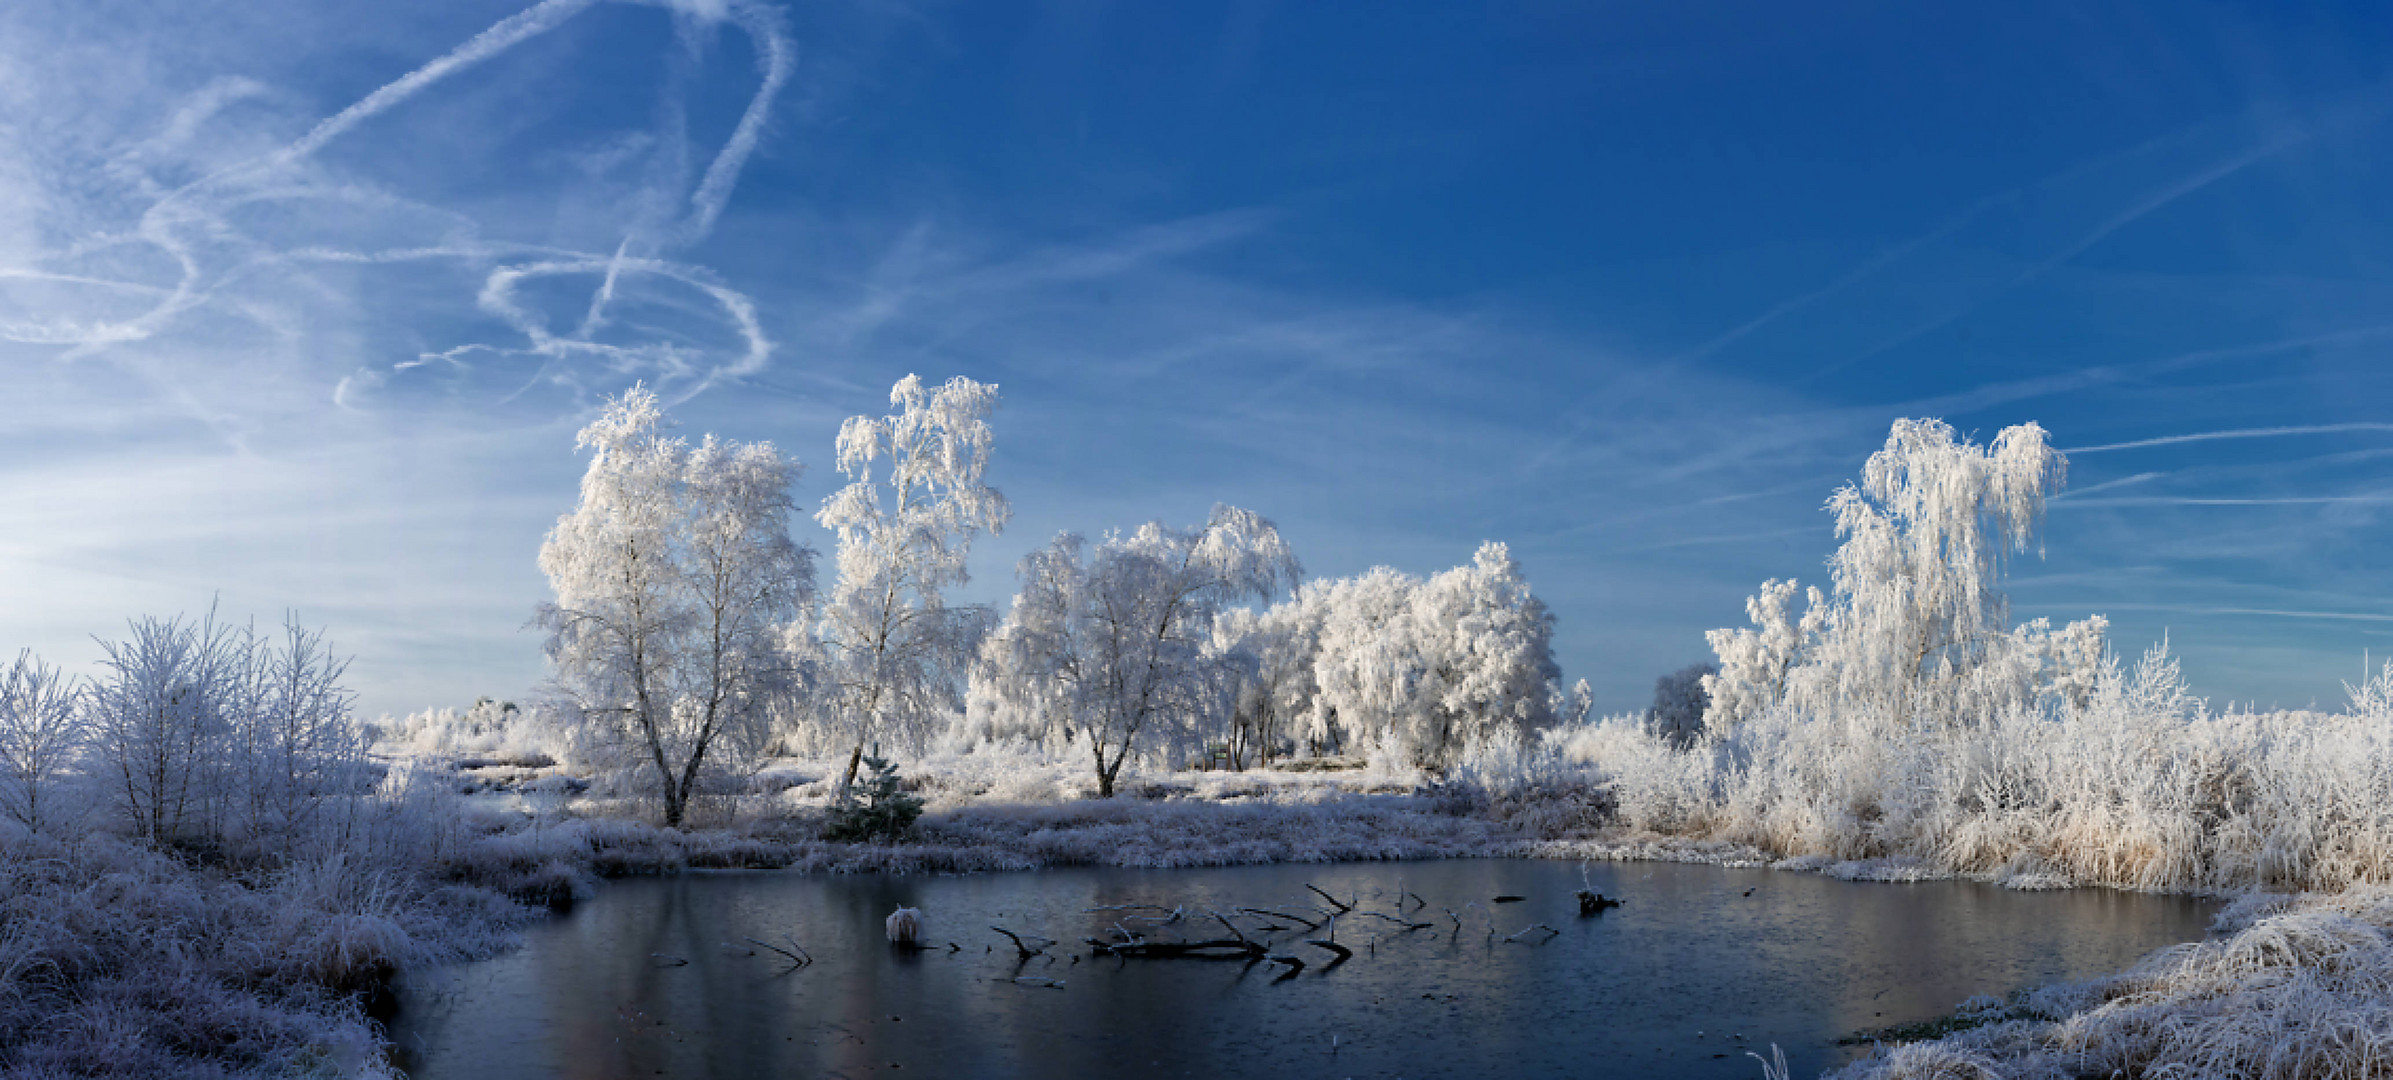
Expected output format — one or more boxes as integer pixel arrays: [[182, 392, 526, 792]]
[[11, 387, 2389, 1076]]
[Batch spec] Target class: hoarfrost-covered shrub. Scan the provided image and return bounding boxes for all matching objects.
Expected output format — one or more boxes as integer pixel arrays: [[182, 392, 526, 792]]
[[86, 610, 368, 861], [0, 649, 85, 834]]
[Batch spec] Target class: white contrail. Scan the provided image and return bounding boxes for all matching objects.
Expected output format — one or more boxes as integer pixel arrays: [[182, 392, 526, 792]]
[[58, 0, 789, 398], [270, 0, 603, 172], [2066, 424, 2393, 454], [2059, 494, 2393, 508], [672, 0, 795, 245], [2049, 471, 2163, 499], [2099, 603, 2393, 624]]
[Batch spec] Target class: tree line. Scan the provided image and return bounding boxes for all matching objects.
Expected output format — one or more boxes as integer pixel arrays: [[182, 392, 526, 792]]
[[536, 376, 1573, 819]]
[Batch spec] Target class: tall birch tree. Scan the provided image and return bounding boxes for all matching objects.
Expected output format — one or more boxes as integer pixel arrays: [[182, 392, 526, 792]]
[[816, 374, 1010, 791], [537, 385, 814, 827]]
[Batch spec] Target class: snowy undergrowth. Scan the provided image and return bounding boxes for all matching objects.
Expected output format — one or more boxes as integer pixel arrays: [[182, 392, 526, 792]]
[[1538, 651, 2393, 898], [0, 823, 527, 1079]]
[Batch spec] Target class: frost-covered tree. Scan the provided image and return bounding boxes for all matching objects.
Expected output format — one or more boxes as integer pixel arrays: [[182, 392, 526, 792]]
[[89, 610, 244, 846], [1306, 543, 1563, 769], [86, 608, 363, 854], [1646, 662, 1715, 749], [232, 618, 366, 855], [1820, 418, 2066, 723], [979, 506, 1298, 797], [1702, 579, 1828, 736], [0, 650, 85, 834], [1211, 600, 1325, 768], [537, 385, 815, 827], [816, 375, 1009, 791], [1703, 418, 2101, 736]]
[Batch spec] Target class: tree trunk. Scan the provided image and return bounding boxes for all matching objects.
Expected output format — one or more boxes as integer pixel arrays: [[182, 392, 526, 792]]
[[839, 743, 865, 797]]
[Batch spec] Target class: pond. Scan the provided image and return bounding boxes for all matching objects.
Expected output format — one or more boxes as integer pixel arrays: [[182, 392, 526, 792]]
[[390, 858, 2219, 1079]]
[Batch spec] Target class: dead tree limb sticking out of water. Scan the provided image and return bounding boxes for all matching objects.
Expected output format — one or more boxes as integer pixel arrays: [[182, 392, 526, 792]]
[[1306, 884, 1354, 914], [1239, 907, 1321, 930], [1349, 911, 1434, 932], [744, 936, 812, 969], [991, 927, 1051, 959]]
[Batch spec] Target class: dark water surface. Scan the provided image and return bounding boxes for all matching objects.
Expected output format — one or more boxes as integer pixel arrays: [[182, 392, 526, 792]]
[[390, 859, 2218, 1079]]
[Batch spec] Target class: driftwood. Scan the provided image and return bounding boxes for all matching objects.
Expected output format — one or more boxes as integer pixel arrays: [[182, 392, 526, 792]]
[[1349, 911, 1433, 931], [649, 953, 689, 968], [991, 927, 1052, 959], [1306, 938, 1353, 965], [1505, 923, 1560, 944], [1305, 884, 1354, 914], [744, 936, 811, 969], [1492, 895, 1527, 903], [1267, 954, 1305, 981], [1239, 907, 1322, 930]]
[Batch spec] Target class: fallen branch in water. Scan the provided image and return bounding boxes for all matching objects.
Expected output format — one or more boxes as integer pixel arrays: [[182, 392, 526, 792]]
[[744, 936, 811, 968], [649, 953, 689, 967], [1349, 911, 1434, 931], [1240, 907, 1322, 930], [991, 927, 1051, 959], [1306, 938, 1353, 965], [1306, 884, 1354, 914], [1505, 924, 1560, 944]]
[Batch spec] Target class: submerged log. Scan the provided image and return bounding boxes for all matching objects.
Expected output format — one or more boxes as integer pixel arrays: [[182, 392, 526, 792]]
[[1576, 890, 1623, 915]]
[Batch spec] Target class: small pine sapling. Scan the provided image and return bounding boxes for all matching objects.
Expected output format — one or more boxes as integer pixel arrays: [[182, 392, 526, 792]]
[[824, 750, 925, 842]]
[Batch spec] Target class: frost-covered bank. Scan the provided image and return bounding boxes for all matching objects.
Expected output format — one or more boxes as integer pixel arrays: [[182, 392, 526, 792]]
[[1835, 888, 2393, 1079], [0, 821, 523, 1078]]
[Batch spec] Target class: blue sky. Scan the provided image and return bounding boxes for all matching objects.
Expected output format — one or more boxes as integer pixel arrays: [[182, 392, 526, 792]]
[[5, 0, 2391, 719]]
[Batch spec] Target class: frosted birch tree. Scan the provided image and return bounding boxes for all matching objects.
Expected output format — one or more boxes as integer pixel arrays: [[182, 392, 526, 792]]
[[0, 650, 84, 834], [537, 385, 815, 827], [817, 375, 1010, 791], [1702, 417, 2096, 736], [980, 506, 1299, 796]]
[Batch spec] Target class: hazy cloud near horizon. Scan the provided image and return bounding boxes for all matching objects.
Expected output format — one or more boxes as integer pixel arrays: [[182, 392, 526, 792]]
[[6, 0, 2393, 718]]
